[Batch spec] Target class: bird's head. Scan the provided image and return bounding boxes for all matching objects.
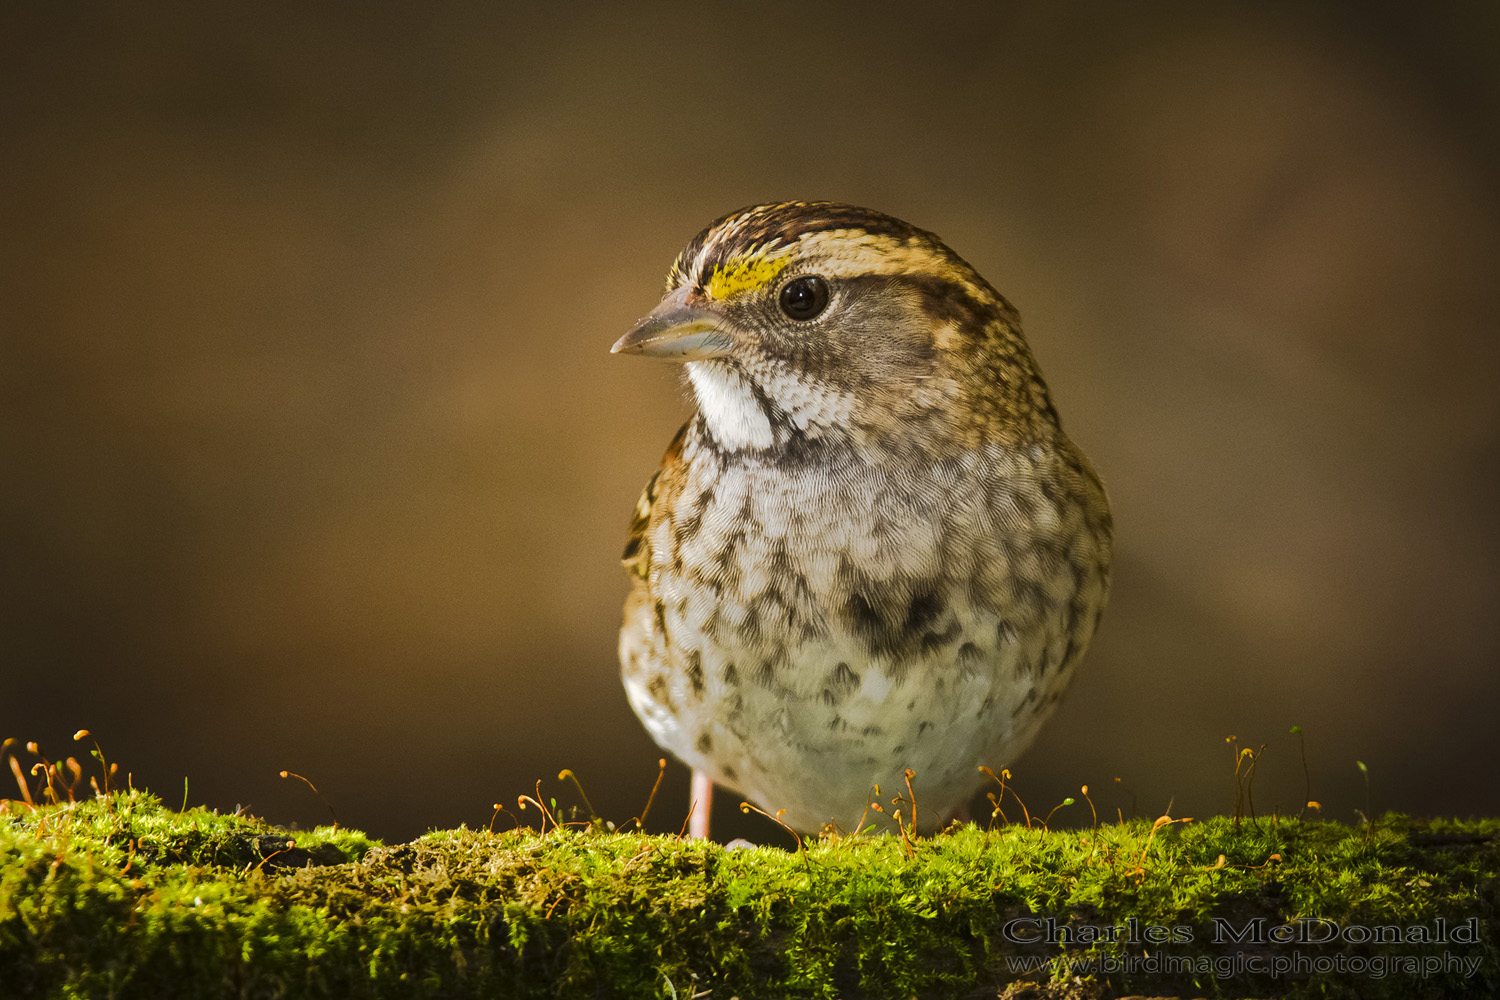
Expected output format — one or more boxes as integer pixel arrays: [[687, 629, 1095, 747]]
[[613, 201, 1058, 454]]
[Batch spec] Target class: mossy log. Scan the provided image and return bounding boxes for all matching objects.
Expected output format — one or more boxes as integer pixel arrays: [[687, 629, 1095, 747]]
[[2, 793, 1496, 999]]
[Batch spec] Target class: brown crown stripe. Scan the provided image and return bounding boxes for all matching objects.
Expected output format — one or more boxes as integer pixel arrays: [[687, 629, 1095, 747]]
[[668, 201, 958, 292]]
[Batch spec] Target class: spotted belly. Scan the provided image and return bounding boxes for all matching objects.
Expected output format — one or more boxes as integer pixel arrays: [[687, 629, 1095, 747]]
[[618, 548, 1098, 833], [618, 430, 1110, 833]]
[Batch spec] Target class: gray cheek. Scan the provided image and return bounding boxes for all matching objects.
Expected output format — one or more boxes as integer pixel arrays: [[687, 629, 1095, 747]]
[[832, 286, 936, 380], [755, 284, 933, 391]]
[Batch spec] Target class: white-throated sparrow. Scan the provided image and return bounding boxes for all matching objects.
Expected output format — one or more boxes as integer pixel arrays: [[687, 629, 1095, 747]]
[[613, 202, 1112, 836]]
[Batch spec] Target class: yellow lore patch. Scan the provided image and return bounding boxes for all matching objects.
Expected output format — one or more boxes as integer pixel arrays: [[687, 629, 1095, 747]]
[[704, 253, 791, 300]]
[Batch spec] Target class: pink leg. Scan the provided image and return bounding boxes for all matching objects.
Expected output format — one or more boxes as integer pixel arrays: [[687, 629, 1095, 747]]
[[689, 768, 713, 839]]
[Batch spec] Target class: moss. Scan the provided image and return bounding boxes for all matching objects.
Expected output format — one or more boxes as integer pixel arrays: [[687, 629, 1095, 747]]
[[2, 793, 1497, 998]]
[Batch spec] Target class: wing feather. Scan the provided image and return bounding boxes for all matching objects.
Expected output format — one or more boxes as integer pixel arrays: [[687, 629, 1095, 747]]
[[621, 421, 691, 581]]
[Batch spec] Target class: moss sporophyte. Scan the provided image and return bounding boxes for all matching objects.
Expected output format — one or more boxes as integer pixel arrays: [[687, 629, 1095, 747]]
[[2, 792, 1497, 999]]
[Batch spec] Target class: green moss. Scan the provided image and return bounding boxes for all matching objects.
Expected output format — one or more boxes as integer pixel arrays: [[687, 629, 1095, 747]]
[[2, 793, 1497, 998]]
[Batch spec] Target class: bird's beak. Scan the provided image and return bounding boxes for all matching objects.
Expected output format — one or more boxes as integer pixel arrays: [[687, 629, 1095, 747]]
[[611, 286, 734, 361]]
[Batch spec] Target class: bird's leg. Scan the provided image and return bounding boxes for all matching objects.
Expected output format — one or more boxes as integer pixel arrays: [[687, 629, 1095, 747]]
[[688, 768, 713, 839]]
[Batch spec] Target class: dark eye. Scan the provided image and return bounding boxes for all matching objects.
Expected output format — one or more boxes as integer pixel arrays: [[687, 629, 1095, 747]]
[[778, 275, 830, 321]]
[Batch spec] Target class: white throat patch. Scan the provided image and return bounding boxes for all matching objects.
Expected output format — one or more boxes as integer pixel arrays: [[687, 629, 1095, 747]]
[[686, 361, 774, 450], [686, 359, 856, 451]]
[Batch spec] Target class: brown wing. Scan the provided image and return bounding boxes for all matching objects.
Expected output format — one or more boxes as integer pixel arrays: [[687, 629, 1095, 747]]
[[621, 421, 691, 581]]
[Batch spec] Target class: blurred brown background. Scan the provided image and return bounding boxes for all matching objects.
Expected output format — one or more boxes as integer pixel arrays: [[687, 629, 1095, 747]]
[[3, 3, 1497, 843]]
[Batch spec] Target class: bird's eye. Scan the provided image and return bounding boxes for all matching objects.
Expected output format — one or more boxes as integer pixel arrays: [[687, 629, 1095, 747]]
[[778, 275, 830, 321]]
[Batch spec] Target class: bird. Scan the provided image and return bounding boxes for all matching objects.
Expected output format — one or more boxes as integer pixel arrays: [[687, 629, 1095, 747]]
[[612, 202, 1112, 838]]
